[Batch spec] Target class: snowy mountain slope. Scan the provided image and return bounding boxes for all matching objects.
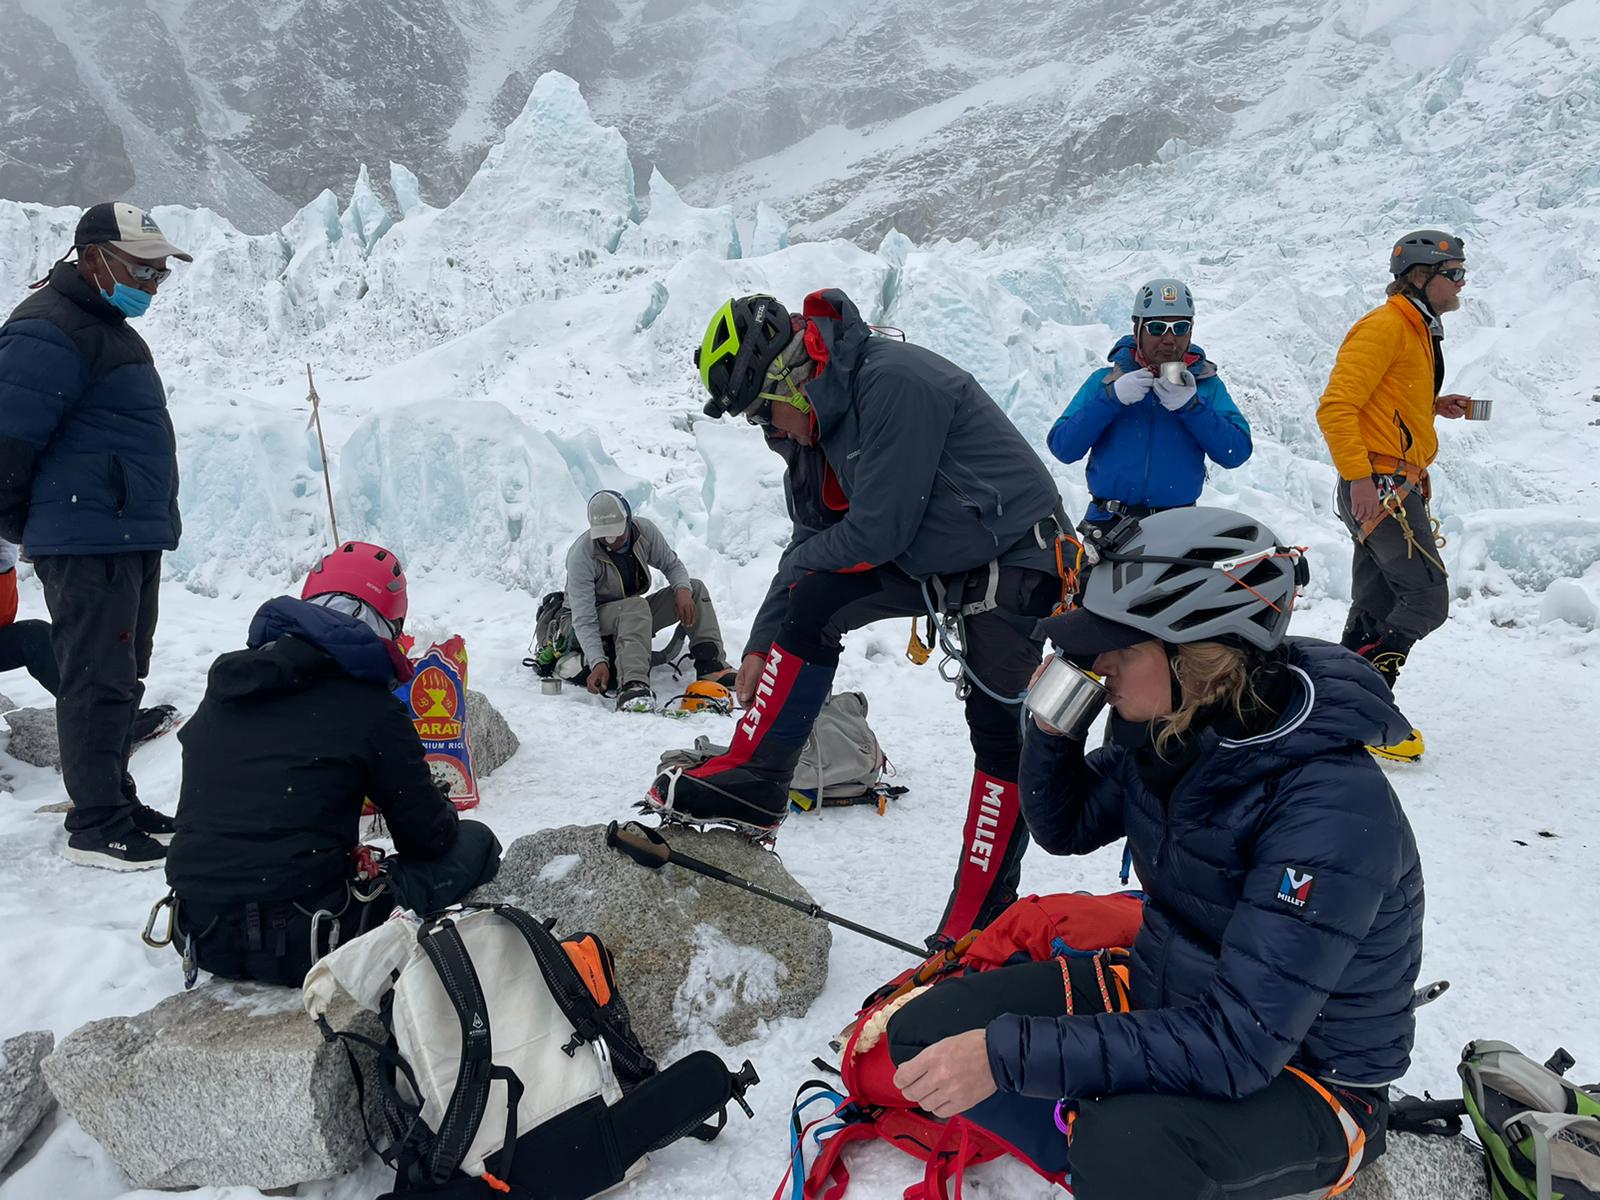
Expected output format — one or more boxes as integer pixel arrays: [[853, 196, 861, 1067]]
[[6, 0, 1599, 249], [0, 42, 1598, 1200]]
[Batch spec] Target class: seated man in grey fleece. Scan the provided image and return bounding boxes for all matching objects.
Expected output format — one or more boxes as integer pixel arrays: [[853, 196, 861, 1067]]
[[562, 491, 735, 712]]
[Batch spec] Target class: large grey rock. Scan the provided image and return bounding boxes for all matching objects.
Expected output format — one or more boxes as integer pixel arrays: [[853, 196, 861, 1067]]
[[3, 707, 59, 771], [471, 824, 830, 1055], [466, 689, 519, 779], [0, 1031, 55, 1173], [1345, 1130, 1489, 1199], [42, 984, 380, 1190]]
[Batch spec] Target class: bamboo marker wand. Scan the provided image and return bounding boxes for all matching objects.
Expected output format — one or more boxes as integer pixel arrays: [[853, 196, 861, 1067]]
[[305, 364, 340, 547]]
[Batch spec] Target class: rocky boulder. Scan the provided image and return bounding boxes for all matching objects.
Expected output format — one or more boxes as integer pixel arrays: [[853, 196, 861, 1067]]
[[0, 1031, 55, 1173], [3, 707, 59, 771], [1346, 1130, 1489, 1199], [470, 824, 830, 1054], [42, 983, 380, 1190], [466, 689, 519, 778]]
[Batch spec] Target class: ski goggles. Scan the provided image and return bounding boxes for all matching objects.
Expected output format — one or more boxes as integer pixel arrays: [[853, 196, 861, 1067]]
[[1140, 319, 1192, 337]]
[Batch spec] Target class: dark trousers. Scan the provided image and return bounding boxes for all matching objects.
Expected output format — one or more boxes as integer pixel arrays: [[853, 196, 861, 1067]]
[[778, 565, 1057, 937], [0, 618, 61, 694], [1336, 478, 1448, 645], [177, 820, 503, 988], [888, 959, 1385, 1200], [35, 552, 161, 836]]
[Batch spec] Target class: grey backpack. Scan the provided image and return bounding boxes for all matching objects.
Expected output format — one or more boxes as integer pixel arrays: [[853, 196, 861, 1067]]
[[790, 692, 886, 808], [656, 692, 900, 812]]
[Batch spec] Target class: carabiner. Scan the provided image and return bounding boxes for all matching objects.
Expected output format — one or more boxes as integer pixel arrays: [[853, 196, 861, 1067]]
[[142, 892, 177, 949]]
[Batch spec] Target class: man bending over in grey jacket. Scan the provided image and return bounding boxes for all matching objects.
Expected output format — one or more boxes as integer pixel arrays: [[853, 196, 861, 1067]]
[[563, 490, 735, 712]]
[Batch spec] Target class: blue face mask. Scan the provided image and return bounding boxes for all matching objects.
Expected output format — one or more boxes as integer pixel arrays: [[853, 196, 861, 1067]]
[[99, 281, 153, 319]]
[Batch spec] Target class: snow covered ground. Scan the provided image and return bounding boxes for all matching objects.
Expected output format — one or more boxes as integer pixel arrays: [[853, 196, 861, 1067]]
[[2, 60, 1599, 1200]]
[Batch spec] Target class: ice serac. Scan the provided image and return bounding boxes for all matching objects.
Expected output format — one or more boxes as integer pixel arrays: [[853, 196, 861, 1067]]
[[617, 168, 740, 261], [749, 202, 791, 257], [389, 161, 428, 218], [339, 164, 395, 250], [336, 399, 588, 592], [454, 71, 636, 255]]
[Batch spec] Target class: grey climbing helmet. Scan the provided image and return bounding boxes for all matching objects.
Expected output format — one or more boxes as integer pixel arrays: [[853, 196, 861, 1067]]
[[1390, 230, 1465, 275], [1133, 278, 1195, 320], [1080, 507, 1307, 651]]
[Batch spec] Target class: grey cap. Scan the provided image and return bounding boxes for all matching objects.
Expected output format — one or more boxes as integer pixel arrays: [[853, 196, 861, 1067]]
[[1133, 278, 1194, 320], [1390, 230, 1464, 275], [587, 490, 630, 540], [1046, 507, 1304, 655]]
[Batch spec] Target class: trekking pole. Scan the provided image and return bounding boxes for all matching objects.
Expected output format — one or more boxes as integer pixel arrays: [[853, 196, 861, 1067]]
[[606, 820, 926, 958], [305, 364, 340, 546]]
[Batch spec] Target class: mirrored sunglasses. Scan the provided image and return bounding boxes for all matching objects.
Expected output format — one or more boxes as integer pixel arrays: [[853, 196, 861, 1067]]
[[100, 245, 172, 284], [1142, 319, 1192, 337], [1434, 267, 1467, 283]]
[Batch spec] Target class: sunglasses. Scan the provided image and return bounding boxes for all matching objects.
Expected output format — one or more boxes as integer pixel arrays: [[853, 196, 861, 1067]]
[[1141, 319, 1192, 337], [1433, 267, 1467, 284], [97, 244, 172, 284]]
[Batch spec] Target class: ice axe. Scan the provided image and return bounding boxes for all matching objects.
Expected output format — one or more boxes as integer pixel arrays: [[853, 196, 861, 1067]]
[[606, 820, 927, 958]]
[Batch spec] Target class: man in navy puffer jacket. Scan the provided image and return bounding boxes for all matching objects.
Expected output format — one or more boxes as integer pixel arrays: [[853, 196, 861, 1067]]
[[0, 203, 189, 870], [1049, 278, 1251, 522], [887, 508, 1424, 1200]]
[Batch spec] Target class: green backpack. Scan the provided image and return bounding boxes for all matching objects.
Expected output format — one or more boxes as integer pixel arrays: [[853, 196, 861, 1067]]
[[1460, 1040, 1600, 1200]]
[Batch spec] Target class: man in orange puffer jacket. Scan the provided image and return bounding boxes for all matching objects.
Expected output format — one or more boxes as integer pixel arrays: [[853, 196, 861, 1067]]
[[1316, 230, 1474, 762]]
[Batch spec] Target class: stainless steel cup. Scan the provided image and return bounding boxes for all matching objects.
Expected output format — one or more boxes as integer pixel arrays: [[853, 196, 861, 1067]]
[[1159, 361, 1195, 387], [1465, 397, 1492, 421], [541, 678, 562, 696], [1024, 654, 1109, 740]]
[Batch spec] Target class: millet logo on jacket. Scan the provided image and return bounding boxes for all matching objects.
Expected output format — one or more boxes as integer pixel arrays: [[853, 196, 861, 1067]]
[[1277, 867, 1316, 909]]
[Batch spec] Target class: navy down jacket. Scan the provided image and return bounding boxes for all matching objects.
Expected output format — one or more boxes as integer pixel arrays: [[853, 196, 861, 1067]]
[[1048, 335, 1250, 517], [991, 639, 1424, 1101], [0, 262, 181, 554]]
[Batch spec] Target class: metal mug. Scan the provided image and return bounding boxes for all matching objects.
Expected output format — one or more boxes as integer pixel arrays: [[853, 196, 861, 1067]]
[[1465, 397, 1492, 421], [540, 678, 563, 696], [1159, 361, 1195, 387], [1024, 654, 1108, 740]]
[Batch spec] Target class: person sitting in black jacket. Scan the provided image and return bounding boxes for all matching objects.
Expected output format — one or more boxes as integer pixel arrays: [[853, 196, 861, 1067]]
[[164, 542, 501, 987]]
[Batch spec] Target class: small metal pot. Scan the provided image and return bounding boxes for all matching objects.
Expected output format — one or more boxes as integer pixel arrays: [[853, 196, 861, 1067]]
[[1024, 654, 1108, 740], [540, 678, 563, 696], [1465, 397, 1493, 421]]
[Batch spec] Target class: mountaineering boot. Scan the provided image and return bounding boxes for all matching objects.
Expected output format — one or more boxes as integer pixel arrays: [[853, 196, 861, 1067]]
[[1350, 627, 1416, 691], [691, 640, 736, 687], [1348, 628, 1425, 761], [63, 829, 166, 871], [646, 642, 834, 834], [616, 681, 655, 713], [1369, 727, 1425, 763]]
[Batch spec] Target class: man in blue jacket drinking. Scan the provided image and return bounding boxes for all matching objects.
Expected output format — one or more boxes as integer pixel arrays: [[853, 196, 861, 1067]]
[[1048, 278, 1251, 522], [0, 203, 189, 870]]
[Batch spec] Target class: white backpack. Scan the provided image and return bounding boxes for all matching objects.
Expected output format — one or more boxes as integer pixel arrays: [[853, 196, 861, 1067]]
[[304, 905, 756, 1197]]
